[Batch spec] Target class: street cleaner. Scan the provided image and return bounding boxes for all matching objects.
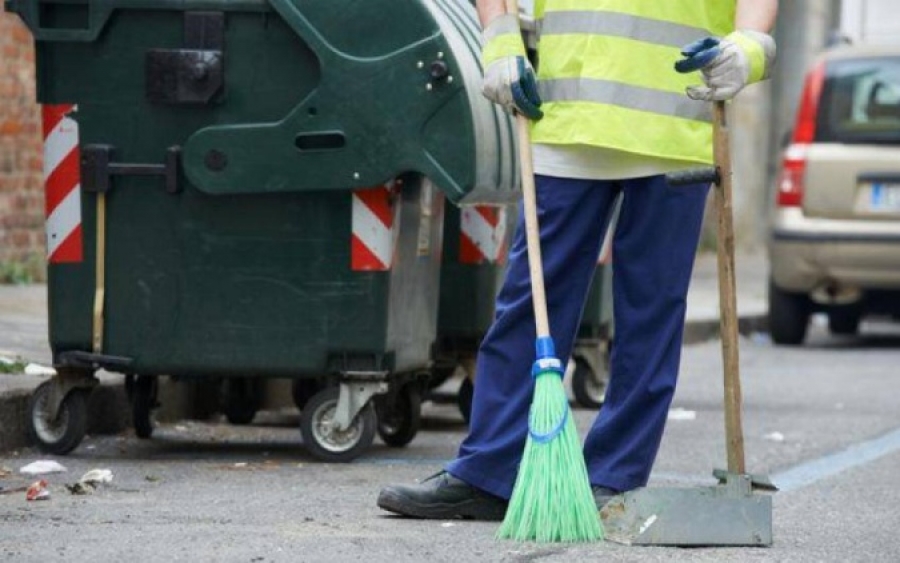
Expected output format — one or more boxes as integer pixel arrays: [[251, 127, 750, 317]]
[[378, 0, 778, 520]]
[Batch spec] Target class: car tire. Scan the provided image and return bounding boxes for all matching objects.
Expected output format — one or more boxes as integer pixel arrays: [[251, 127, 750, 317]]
[[768, 278, 811, 346]]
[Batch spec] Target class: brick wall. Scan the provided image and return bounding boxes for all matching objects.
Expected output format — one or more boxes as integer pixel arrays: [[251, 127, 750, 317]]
[[0, 12, 44, 270]]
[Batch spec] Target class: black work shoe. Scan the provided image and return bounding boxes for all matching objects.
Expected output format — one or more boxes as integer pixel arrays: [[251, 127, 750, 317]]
[[377, 471, 508, 521], [592, 485, 621, 509]]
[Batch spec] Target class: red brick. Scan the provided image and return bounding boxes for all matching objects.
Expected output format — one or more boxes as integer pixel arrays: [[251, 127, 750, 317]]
[[11, 22, 32, 44], [20, 120, 38, 136], [28, 156, 43, 173], [0, 13, 46, 259], [9, 229, 29, 247], [0, 119, 23, 135]]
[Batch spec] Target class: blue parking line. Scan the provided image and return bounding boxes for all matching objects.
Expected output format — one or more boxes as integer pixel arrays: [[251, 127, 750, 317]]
[[773, 426, 900, 492], [367, 458, 451, 466]]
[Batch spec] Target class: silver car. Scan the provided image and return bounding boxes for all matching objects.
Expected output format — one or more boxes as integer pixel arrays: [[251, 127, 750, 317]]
[[768, 45, 900, 345]]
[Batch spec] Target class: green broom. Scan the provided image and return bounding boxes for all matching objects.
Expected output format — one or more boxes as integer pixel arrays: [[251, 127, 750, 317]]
[[495, 0, 603, 543]]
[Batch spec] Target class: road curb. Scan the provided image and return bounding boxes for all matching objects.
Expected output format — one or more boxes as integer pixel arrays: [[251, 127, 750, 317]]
[[682, 314, 769, 345], [0, 314, 770, 453]]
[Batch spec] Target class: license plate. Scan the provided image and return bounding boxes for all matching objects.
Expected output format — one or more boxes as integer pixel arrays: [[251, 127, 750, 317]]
[[868, 183, 900, 212]]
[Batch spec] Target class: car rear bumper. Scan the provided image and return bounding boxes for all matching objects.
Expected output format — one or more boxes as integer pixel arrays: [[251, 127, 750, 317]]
[[769, 208, 900, 292]]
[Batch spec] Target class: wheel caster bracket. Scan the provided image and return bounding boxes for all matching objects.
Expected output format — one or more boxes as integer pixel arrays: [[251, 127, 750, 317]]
[[334, 373, 388, 432], [47, 375, 98, 421]]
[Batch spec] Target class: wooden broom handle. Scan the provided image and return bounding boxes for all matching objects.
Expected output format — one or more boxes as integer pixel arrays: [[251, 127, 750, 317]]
[[92, 193, 106, 353], [713, 101, 746, 474], [502, 0, 550, 339], [516, 117, 551, 339]]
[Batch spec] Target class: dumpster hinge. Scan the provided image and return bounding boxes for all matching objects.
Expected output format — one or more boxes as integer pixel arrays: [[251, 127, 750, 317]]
[[146, 12, 225, 105], [81, 144, 182, 194]]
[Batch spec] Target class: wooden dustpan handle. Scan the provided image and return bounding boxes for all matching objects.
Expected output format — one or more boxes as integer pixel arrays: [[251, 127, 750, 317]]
[[713, 100, 746, 474]]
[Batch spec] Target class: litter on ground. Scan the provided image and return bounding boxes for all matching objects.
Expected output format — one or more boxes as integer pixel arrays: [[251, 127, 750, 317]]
[[20, 460, 67, 476]]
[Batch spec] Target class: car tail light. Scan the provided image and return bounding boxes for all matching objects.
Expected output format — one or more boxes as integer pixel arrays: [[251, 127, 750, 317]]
[[777, 60, 826, 207], [777, 144, 808, 207]]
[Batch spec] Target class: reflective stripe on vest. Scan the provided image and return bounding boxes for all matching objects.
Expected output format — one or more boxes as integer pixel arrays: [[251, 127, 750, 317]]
[[537, 78, 712, 123], [533, 1, 735, 36], [530, 1, 735, 165], [538, 11, 708, 48]]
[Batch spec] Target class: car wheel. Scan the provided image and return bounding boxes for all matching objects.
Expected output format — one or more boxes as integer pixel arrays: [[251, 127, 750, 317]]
[[768, 278, 811, 346]]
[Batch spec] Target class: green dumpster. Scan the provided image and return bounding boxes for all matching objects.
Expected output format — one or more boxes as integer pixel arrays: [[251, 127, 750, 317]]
[[570, 201, 619, 410], [431, 203, 515, 422], [10, 0, 518, 461], [570, 261, 614, 409]]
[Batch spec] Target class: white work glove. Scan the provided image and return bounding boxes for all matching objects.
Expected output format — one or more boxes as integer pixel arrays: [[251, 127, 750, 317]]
[[678, 30, 776, 101], [481, 14, 543, 119]]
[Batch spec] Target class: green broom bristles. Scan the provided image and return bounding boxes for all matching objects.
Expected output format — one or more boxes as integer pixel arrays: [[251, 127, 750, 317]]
[[497, 364, 604, 543]]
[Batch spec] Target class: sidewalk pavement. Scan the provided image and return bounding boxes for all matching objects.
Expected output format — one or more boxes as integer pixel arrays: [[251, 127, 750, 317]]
[[684, 248, 769, 342], [0, 250, 770, 452]]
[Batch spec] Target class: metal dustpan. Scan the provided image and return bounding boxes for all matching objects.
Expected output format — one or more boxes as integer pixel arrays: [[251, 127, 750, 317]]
[[600, 101, 775, 547], [600, 473, 773, 546]]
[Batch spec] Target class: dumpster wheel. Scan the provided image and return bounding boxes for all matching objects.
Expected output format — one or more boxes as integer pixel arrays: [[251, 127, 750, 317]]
[[28, 380, 88, 455], [571, 355, 608, 410], [457, 376, 474, 425], [132, 375, 158, 439], [222, 377, 260, 425], [376, 384, 422, 447], [291, 378, 322, 412], [301, 387, 376, 462]]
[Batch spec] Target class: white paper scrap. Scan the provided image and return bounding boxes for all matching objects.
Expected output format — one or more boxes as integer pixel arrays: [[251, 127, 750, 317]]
[[20, 460, 68, 475], [667, 408, 697, 421]]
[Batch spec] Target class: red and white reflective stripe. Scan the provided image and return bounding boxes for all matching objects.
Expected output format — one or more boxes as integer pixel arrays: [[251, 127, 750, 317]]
[[351, 182, 397, 271], [459, 206, 508, 264], [43, 104, 83, 263]]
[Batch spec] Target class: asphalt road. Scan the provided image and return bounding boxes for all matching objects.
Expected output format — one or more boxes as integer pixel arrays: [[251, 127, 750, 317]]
[[2, 318, 900, 562]]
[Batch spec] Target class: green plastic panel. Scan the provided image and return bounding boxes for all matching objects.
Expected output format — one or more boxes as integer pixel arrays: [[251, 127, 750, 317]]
[[10, 0, 518, 204], [437, 204, 510, 340], [577, 264, 614, 340], [19, 6, 457, 376]]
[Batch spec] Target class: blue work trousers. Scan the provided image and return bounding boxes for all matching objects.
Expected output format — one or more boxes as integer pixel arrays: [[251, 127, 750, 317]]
[[446, 174, 709, 498]]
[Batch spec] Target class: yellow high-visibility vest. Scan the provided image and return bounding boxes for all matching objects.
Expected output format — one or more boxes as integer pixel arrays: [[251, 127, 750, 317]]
[[531, 1, 736, 165]]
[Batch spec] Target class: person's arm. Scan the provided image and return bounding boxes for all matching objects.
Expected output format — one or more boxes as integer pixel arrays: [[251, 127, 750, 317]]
[[476, 0, 543, 119], [476, 0, 508, 28], [735, 0, 778, 33]]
